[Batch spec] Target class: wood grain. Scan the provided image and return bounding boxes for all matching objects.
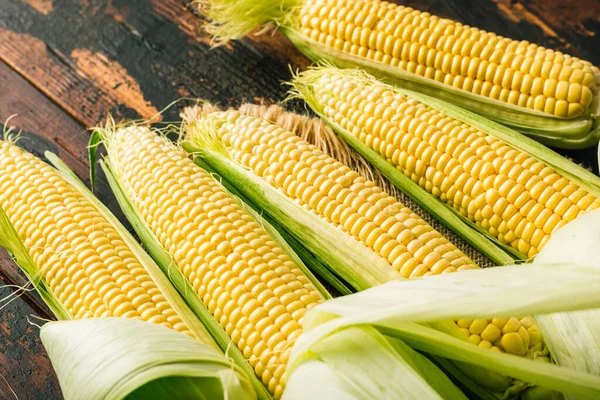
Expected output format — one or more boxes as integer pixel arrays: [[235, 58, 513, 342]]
[[492, 0, 600, 65], [0, 285, 62, 400], [0, 0, 297, 124], [0, 62, 91, 177]]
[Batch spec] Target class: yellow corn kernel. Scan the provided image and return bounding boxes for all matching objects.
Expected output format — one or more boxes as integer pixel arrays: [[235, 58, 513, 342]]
[[297, 0, 598, 117], [501, 332, 526, 355], [480, 323, 502, 343], [469, 319, 489, 335], [502, 317, 522, 334]]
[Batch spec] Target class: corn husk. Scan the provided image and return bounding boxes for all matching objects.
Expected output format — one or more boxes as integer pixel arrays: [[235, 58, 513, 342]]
[[283, 326, 467, 400], [41, 318, 254, 400], [287, 264, 600, 400], [533, 209, 600, 375]]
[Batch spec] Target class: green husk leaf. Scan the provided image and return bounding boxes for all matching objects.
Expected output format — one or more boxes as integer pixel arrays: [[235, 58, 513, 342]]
[[183, 134, 399, 291], [385, 337, 469, 400], [273, 227, 353, 296], [431, 357, 505, 400], [88, 129, 102, 191], [96, 155, 271, 400], [282, 29, 599, 149], [284, 326, 461, 400], [534, 208, 600, 374], [41, 318, 255, 400], [289, 264, 600, 399]]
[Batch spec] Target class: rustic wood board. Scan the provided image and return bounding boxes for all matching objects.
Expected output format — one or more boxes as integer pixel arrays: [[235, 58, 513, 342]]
[[0, 0, 598, 398]]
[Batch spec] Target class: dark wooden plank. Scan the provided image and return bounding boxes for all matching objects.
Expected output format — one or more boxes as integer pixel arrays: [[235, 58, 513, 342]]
[[0, 250, 53, 320], [0, 60, 131, 218], [0, 285, 62, 400], [0, 62, 91, 180], [490, 0, 600, 65], [0, 0, 298, 125], [0, 61, 95, 166]]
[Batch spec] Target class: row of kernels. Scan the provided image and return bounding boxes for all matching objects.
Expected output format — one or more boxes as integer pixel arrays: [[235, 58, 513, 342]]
[[315, 73, 600, 256]]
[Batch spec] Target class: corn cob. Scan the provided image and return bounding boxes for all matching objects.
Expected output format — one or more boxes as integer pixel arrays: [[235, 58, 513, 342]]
[[0, 140, 195, 336], [296, 0, 597, 119], [101, 126, 327, 398], [183, 108, 547, 364], [201, 0, 600, 148], [289, 67, 600, 258]]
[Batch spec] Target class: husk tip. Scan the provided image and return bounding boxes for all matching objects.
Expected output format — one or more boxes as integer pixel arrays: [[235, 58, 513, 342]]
[[198, 0, 298, 44]]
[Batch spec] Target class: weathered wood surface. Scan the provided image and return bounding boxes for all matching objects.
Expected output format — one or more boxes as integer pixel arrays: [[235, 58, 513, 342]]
[[0, 0, 598, 398]]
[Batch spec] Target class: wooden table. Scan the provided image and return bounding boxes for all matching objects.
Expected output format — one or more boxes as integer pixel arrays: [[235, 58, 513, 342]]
[[1, 0, 598, 398]]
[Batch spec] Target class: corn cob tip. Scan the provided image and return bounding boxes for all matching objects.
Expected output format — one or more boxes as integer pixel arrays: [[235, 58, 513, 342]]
[[286, 65, 327, 107], [199, 0, 301, 44], [90, 114, 139, 146], [181, 109, 230, 159], [287, 65, 379, 113]]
